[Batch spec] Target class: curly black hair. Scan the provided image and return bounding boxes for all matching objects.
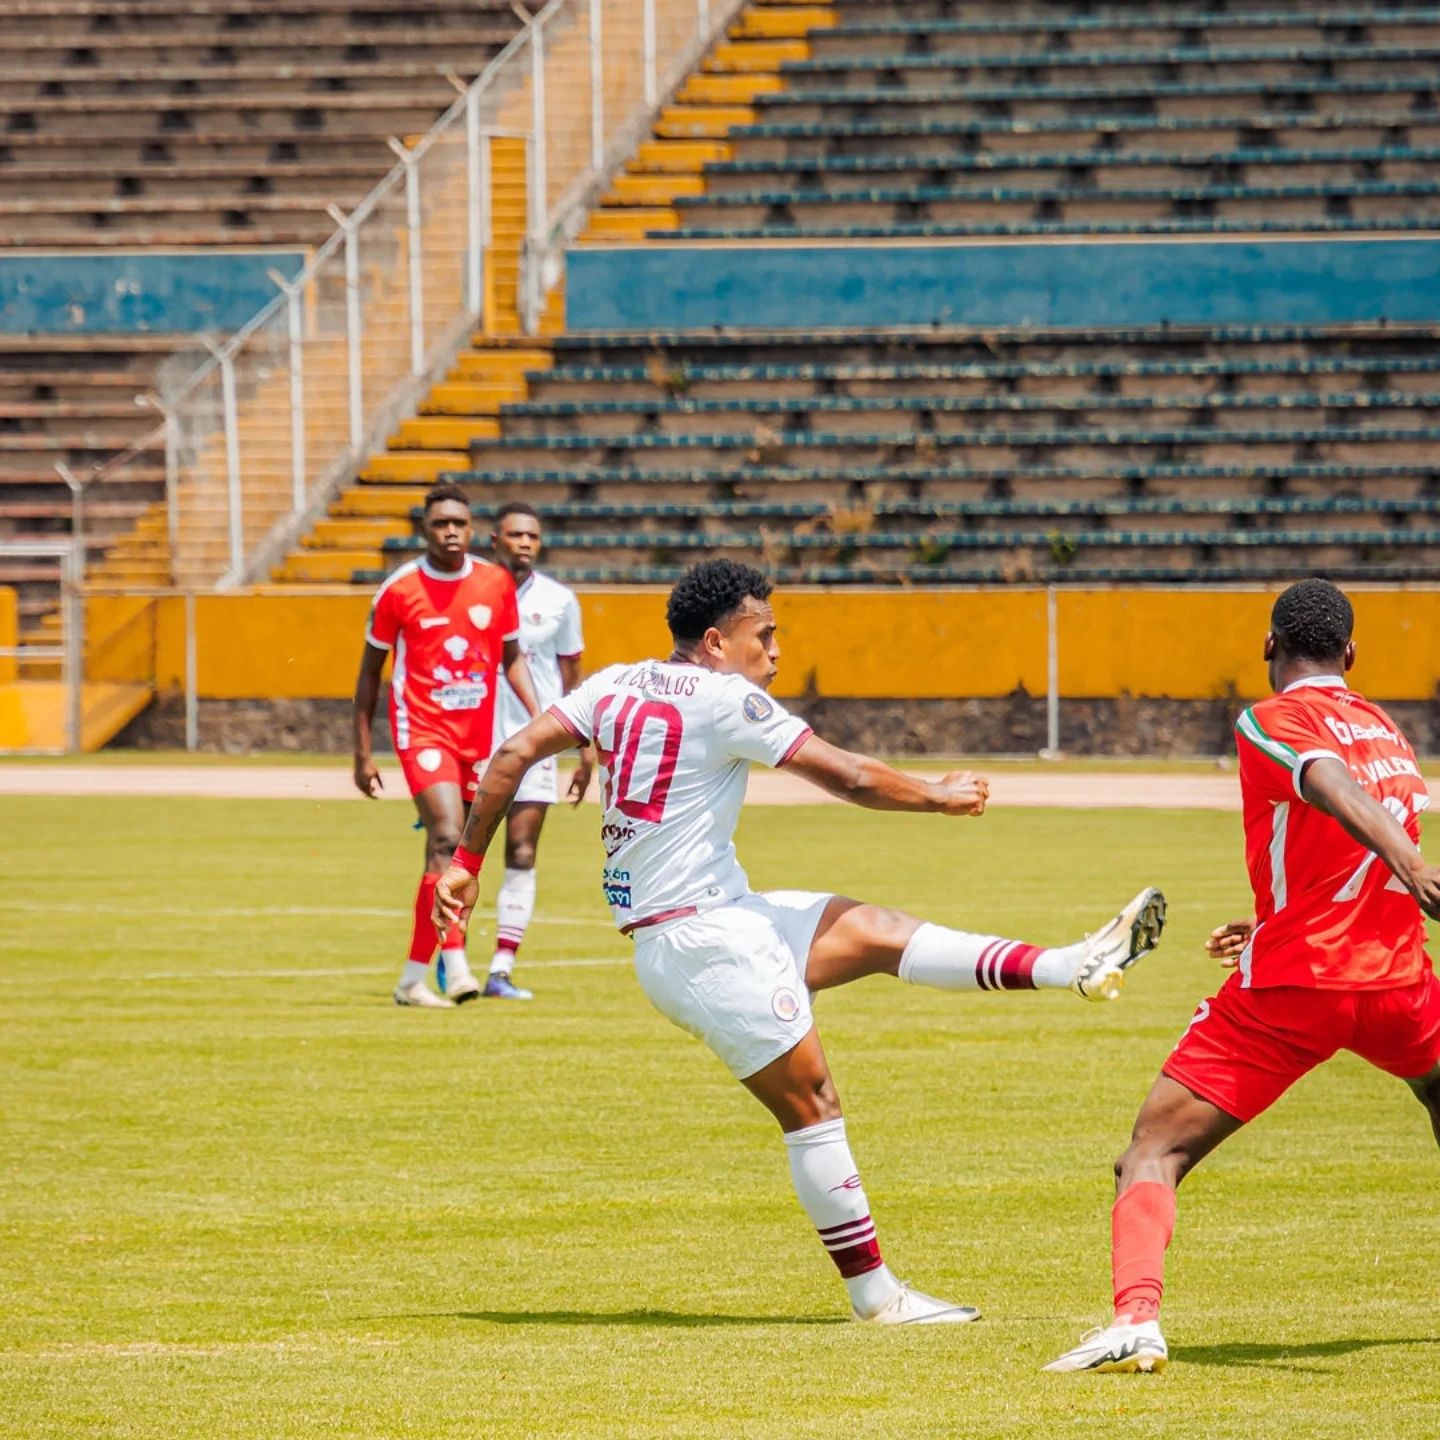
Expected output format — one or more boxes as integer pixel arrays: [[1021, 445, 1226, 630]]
[[1270, 578, 1353, 663], [666, 559, 773, 642], [423, 481, 471, 514]]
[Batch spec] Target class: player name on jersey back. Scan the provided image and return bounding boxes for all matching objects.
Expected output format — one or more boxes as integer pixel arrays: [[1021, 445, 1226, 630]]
[[550, 660, 812, 930], [1235, 678, 1431, 991]]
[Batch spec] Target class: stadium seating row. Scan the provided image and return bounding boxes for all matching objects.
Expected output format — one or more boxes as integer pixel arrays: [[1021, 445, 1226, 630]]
[[0, 0, 522, 245], [269, 321, 1440, 586]]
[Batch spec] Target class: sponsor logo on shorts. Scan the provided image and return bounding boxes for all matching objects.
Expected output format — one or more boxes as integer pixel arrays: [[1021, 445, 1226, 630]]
[[742, 693, 774, 724], [771, 987, 801, 1022], [417, 747, 443, 773]]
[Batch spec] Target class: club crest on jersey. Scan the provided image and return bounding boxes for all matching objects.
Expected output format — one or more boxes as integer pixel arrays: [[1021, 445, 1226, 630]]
[[771, 987, 801, 1022], [468, 603, 493, 629], [742, 693, 774, 724]]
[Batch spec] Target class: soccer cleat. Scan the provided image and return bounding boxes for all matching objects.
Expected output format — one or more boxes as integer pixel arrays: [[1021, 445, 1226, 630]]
[[1043, 1318, 1168, 1373], [854, 1283, 981, 1326], [483, 971, 534, 1001], [445, 971, 482, 1004], [1072, 887, 1167, 1002], [393, 980, 455, 1009]]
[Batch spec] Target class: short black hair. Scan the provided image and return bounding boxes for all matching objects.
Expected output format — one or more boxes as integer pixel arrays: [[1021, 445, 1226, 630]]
[[1271, 578, 1354, 663], [667, 559, 773, 641], [494, 500, 540, 526], [423, 481, 471, 514]]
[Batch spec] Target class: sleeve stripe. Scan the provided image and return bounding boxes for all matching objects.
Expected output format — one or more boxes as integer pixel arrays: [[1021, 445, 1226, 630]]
[[777, 726, 814, 767], [546, 704, 587, 743], [1235, 708, 1299, 771], [363, 630, 393, 652]]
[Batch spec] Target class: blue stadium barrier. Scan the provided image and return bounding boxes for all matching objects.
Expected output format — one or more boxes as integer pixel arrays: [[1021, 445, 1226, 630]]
[[0, 250, 307, 334], [566, 237, 1440, 331]]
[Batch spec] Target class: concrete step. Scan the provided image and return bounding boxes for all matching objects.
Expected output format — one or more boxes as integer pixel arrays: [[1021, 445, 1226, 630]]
[[634, 139, 732, 171], [677, 73, 783, 104], [362, 451, 468, 483], [390, 416, 500, 449], [607, 172, 706, 206]]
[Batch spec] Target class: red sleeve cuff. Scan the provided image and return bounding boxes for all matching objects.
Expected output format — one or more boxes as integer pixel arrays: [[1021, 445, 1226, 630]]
[[777, 727, 814, 766], [547, 704, 587, 743]]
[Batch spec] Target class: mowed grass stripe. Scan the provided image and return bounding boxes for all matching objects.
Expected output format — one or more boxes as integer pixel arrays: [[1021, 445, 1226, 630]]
[[1, 796, 1436, 1439]]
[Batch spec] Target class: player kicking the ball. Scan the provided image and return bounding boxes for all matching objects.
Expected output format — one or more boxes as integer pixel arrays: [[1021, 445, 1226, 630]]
[[436, 560, 1166, 1323], [1046, 579, 1440, 1375]]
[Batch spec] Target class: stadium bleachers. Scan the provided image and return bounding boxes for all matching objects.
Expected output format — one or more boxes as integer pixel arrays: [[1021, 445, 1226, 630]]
[[588, 1, 1440, 240], [0, 334, 177, 624], [279, 323, 1440, 586], [0, 0, 523, 246]]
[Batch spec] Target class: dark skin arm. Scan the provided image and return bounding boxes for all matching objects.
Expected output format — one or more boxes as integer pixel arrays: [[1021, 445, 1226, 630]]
[[558, 653, 594, 806], [1207, 755, 1440, 964], [434, 712, 581, 932], [352, 641, 388, 798], [782, 733, 989, 816], [1301, 755, 1440, 918]]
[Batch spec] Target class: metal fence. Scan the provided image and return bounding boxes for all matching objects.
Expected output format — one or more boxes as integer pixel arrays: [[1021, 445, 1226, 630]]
[[47, 0, 742, 600]]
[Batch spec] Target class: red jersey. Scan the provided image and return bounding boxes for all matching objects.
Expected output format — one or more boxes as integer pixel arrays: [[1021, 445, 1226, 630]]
[[365, 555, 519, 754], [1234, 676, 1430, 991]]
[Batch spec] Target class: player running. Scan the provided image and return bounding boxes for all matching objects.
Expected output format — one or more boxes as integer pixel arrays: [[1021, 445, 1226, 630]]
[[353, 482, 540, 1009], [1047, 578, 1440, 1375], [435, 559, 1166, 1323], [476, 502, 593, 1001]]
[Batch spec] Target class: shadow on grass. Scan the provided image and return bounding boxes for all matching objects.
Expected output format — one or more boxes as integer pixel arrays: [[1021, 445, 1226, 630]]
[[1176, 1336, 1440, 1372], [417, 1309, 847, 1328]]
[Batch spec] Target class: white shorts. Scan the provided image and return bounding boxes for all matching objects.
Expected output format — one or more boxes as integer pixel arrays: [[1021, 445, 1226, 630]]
[[513, 754, 559, 806], [632, 890, 833, 1080]]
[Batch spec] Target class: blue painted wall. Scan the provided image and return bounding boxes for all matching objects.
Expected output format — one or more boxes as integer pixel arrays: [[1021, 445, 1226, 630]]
[[567, 237, 1440, 331], [0, 250, 307, 333]]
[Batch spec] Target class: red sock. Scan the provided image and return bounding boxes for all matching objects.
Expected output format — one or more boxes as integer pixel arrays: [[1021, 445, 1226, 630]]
[[1111, 1181, 1177, 1323], [441, 918, 466, 952], [408, 873, 440, 964]]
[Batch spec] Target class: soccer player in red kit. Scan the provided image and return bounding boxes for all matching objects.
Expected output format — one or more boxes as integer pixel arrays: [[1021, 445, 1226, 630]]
[[1047, 578, 1440, 1374], [353, 483, 540, 1008]]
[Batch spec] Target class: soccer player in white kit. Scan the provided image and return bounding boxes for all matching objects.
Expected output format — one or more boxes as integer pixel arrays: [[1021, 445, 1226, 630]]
[[479, 502, 593, 1000], [436, 560, 1167, 1324]]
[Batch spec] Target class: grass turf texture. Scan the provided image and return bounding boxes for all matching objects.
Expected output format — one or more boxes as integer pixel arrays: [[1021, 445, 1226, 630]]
[[2, 796, 1437, 1439]]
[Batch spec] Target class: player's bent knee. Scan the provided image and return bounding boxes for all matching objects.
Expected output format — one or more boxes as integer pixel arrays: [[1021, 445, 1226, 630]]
[[507, 843, 538, 870], [427, 829, 463, 867]]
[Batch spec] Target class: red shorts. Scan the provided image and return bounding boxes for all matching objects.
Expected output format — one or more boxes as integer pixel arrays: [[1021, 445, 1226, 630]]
[[1164, 969, 1440, 1123], [397, 740, 488, 803]]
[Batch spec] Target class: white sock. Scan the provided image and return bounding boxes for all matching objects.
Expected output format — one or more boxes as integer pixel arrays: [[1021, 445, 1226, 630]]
[[898, 921, 1079, 992], [491, 865, 537, 974], [440, 947, 472, 981], [400, 959, 432, 988], [783, 1117, 901, 1317]]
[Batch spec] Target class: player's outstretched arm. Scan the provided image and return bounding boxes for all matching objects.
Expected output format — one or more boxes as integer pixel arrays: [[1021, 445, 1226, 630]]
[[783, 734, 988, 816], [1301, 756, 1440, 919], [433, 712, 580, 932]]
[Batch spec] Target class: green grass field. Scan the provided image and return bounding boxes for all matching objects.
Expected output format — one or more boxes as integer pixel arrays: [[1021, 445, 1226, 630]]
[[2, 793, 1437, 1439]]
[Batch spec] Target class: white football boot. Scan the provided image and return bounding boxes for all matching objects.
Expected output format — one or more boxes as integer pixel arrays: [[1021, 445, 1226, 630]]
[[855, 1283, 981, 1325], [1043, 1318, 1168, 1373], [393, 980, 455, 1009], [1072, 887, 1167, 1002], [443, 968, 482, 1004]]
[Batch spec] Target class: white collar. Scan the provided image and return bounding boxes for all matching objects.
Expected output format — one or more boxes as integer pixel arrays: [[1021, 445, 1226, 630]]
[[419, 554, 473, 582], [1282, 674, 1346, 693]]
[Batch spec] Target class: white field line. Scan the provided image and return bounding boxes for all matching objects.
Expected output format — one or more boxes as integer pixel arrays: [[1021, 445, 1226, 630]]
[[0, 955, 629, 985], [0, 899, 610, 926]]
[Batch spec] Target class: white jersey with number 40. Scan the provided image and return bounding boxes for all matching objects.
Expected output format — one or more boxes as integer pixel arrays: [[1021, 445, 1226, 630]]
[[550, 660, 813, 931]]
